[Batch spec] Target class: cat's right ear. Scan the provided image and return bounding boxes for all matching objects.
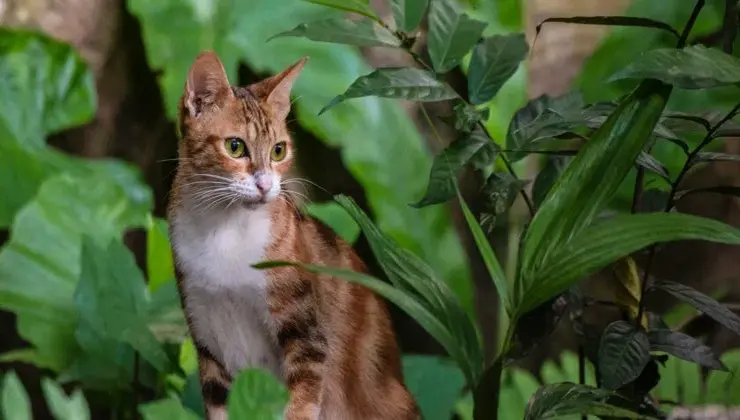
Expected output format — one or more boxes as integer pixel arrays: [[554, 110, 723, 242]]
[[184, 51, 233, 117]]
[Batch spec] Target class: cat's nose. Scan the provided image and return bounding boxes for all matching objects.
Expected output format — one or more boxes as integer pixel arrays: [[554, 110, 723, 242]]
[[255, 174, 273, 194]]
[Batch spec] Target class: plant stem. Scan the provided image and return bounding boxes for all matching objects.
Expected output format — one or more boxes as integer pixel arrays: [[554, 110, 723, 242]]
[[631, 167, 645, 214], [722, 0, 738, 53], [579, 344, 587, 420], [678, 0, 706, 48]]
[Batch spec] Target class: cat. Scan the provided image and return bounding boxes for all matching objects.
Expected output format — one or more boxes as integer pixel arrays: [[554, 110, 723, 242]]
[[167, 50, 419, 420]]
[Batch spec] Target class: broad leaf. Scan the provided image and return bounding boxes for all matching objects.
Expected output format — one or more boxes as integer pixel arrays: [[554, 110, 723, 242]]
[[648, 329, 726, 371], [653, 280, 740, 337], [413, 129, 494, 207], [303, 201, 360, 244], [139, 398, 201, 420], [147, 217, 174, 292], [480, 172, 527, 219], [321, 68, 457, 113], [468, 33, 529, 105], [272, 17, 401, 48], [391, 0, 428, 32], [303, 0, 380, 22], [610, 46, 740, 89], [535, 16, 680, 39], [599, 321, 651, 390], [228, 369, 288, 419], [41, 378, 90, 420], [427, 0, 487, 73], [1, 372, 31, 420], [403, 356, 465, 420], [524, 382, 655, 420]]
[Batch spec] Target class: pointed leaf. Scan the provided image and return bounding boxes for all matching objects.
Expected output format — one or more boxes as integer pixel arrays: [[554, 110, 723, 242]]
[[648, 329, 726, 371], [303, 0, 380, 22], [536, 16, 679, 39], [228, 369, 288, 419], [653, 279, 740, 337], [321, 68, 457, 114], [1, 372, 31, 420], [599, 321, 651, 390], [391, 0, 428, 32], [612, 257, 648, 329], [480, 172, 527, 218], [468, 33, 529, 105], [271, 17, 401, 48], [524, 382, 656, 420], [41, 378, 90, 420], [610, 46, 740, 89], [427, 0, 487, 73], [636, 152, 669, 181], [693, 152, 740, 164]]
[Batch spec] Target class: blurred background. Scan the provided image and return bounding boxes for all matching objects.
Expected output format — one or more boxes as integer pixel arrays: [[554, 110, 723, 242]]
[[1, 0, 739, 419]]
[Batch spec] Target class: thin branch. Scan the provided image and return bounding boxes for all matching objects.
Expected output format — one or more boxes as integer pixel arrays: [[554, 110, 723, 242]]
[[678, 0, 706, 48], [722, 0, 738, 53]]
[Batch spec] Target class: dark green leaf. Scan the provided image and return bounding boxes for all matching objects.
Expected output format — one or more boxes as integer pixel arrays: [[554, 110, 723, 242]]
[[636, 152, 669, 181], [271, 17, 401, 47], [413, 129, 495, 207], [693, 152, 740, 164], [712, 129, 740, 140], [653, 279, 740, 337], [303, 0, 380, 22], [1, 372, 31, 420], [676, 185, 740, 201], [661, 112, 711, 132], [391, 0, 428, 32], [638, 188, 670, 213], [303, 201, 360, 244], [227, 369, 288, 419], [468, 33, 529, 105], [506, 296, 568, 361], [480, 172, 527, 217], [524, 382, 656, 420], [610, 46, 740, 89], [599, 321, 651, 390], [532, 156, 571, 209], [140, 398, 201, 420], [427, 0, 487, 73], [536, 16, 680, 39], [41, 378, 90, 420], [321, 68, 457, 114], [452, 102, 489, 133], [402, 356, 465, 420], [648, 329, 726, 371]]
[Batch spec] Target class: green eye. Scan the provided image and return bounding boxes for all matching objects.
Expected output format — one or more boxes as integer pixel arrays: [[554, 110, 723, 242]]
[[225, 138, 247, 158], [271, 142, 287, 161]]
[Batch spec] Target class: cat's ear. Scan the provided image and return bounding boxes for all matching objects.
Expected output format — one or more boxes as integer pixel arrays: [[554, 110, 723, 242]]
[[251, 57, 308, 120], [184, 51, 233, 117]]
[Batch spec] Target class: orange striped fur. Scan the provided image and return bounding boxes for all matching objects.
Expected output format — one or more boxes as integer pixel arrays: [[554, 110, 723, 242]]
[[167, 51, 419, 420]]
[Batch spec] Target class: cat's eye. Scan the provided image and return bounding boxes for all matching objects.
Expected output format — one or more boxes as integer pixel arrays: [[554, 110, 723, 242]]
[[224, 138, 248, 158], [271, 142, 287, 162]]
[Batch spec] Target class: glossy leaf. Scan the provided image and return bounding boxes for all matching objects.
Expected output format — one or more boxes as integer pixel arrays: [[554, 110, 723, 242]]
[[413, 129, 494, 207], [303, 201, 361, 244], [468, 33, 529, 105], [228, 369, 288, 419], [391, 0, 428, 32], [1, 372, 31, 420], [653, 280, 740, 337], [147, 217, 174, 292], [303, 0, 380, 22], [427, 0, 487, 73], [139, 398, 201, 420], [535, 16, 679, 39], [610, 46, 740, 89], [41, 378, 90, 420], [524, 382, 655, 420], [648, 329, 726, 371], [403, 355, 465, 420], [321, 68, 457, 113], [271, 17, 401, 48], [599, 321, 651, 390]]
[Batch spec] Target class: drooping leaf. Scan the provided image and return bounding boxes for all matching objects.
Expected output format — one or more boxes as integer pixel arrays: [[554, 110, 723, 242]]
[[1, 372, 31, 420], [693, 152, 740, 165], [636, 152, 669, 181], [535, 16, 680, 39], [524, 382, 655, 420], [321, 68, 457, 113], [391, 0, 428, 32], [676, 185, 740, 201], [303, 201, 361, 244], [610, 45, 740, 89], [139, 398, 201, 420], [468, 33, 529, 105], [228, 369, 288, 419], [303, 0, 380, 22], [402, 355, 465, 420], [653, 280, 740, 337], [506, 296, 568, 361], [648, 329, 726, 371], [480, 172, 527, 219], [599, 321, 651, 390], [427, 0, 488, 73], [611, 257, 648, 329], [147, 217, 174, 292], [271, 17, 401, 47], [413, 129, 495, 207], [41, 378, 90, 420]]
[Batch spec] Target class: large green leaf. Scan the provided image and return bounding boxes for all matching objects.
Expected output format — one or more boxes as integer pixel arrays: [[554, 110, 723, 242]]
[[402, 355, 465, 420], [467, 33, 528, 105], [524, 382, 655, 420], [427, 0, 487, 73], [0, 174, 151, 371], [272, 17, 401, 48], [303, 0, 380, 22], [391, 0, 429, 32], [610, 46, 740, 89], [128, 0, 473, 316], [41, 378, 90, 420], [139, 398, 201, 420], [302, 201, 360, 244], [321, 67, 458, 113], [1, 372, 31, 420], [227, 369, 289, 419], [648, 329, 726, 371], [598, 321, 650, 390]]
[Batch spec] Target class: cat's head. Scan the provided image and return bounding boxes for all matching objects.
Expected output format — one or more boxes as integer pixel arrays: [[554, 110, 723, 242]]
[[177, 50, 306, 208]]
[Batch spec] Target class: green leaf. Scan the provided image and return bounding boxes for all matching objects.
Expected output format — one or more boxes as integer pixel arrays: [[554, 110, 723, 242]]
[[468, 33, 529, 105], [427, 0, 487, 73], [610, 46, 740, 89], [139, 398, 201, 420], [391, 0, 428, 32], [693, 151, 740, 164], [41, 378, 90, 420], [302, 201, 361, 244], [227, 369, 289, 419], [532, 156, 571, 209], [653, 279, 740, 337], [0, 28, 96, 148], [303, 0, 380, 22], [413, 129, 495, 207], [636, 152, 669, 181], [648, 329, 726, 371], [599, 321, 651, 390], [480, 172, 527, 218], [179, 338, 199, 376], [524, 382, 655, 420], [321, 68, 458, 114], [147, 217, 174, 292], [1, 372, 31, 420], [535, 16, 680, 39], [146, 278, 187, 343], [271, 17, 401, 48], [402, 355, 465, 420]]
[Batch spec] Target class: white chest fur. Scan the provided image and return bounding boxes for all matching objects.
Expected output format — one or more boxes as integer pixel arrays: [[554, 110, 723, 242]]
[[170, 205, 282, 378]]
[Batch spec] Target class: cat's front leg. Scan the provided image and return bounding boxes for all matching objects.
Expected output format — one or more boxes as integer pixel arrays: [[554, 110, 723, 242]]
[[197, 345, 232, 420]]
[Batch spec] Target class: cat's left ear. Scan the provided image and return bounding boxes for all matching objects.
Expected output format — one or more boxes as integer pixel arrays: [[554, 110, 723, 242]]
[[251, 57, 308, 120]]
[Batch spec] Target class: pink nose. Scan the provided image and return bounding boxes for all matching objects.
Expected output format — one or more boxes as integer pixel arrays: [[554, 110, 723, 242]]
[[255, 174, 273, 193]]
